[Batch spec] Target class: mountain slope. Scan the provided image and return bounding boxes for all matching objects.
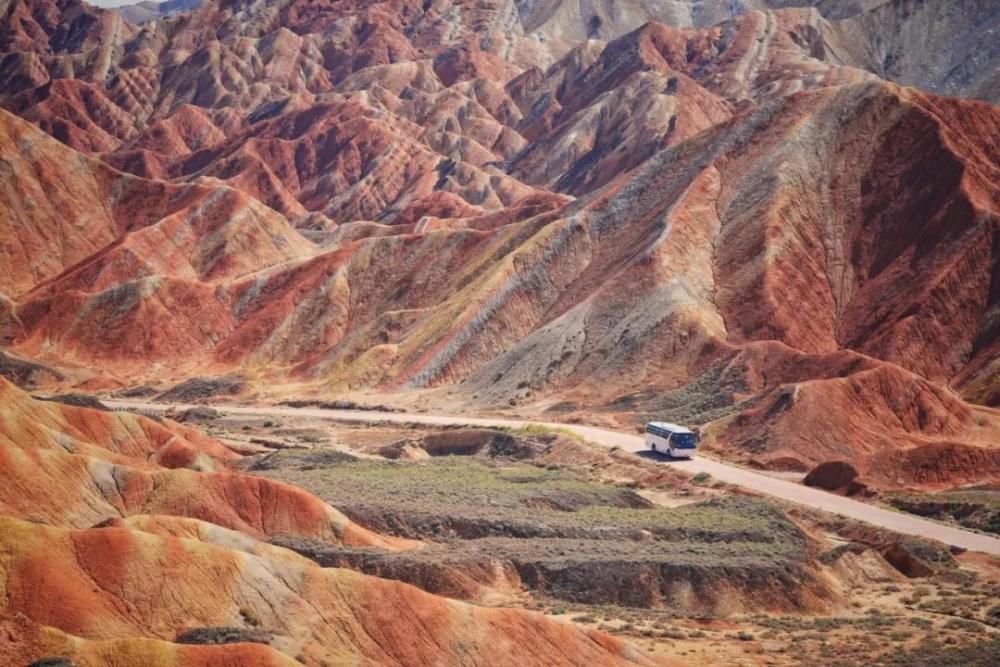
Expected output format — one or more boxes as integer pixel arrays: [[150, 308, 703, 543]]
[[0, 0, 996, 491], [0, 107, 313, 298]]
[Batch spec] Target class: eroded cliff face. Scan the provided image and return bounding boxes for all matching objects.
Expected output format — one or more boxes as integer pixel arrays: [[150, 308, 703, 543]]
[[0, 0, 997, 490]]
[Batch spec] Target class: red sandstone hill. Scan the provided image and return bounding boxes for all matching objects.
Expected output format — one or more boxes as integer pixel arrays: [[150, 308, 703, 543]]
[[0, 377, 414, 547], [711, 347, 1000, 489], [0, 378, 652, 666], [0, 514, 651, 666], [0, 107, 313, 299], [0, 0, 997, 494], [0, 1, 999, 663]]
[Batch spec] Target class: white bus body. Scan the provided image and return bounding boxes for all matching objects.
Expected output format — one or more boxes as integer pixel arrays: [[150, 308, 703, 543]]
[[644, 421, 698, 458]]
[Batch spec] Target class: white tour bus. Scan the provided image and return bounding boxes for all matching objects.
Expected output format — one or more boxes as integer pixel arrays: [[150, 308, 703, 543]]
[[644, 421, 698, 458]]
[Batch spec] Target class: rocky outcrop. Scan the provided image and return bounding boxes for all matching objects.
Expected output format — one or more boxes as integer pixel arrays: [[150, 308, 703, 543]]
[[281, 536, 833, 613], [0, 349, 64, 388], [804, 461, 866, 495], [719, 362, 1000, 488], [156, 376, 246, 402]]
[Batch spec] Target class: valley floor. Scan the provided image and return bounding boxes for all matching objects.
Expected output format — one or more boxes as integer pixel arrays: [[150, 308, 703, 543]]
[[153, 404, 1000, 666], [106, 399, 1000, 556]]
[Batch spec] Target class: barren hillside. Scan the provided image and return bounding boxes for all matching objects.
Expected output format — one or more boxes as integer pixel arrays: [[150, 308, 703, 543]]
[[1, 0, 997, 492]]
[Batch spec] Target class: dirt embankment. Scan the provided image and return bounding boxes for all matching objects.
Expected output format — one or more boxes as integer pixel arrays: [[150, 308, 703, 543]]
[[155, 376, 247, 402], [888, 492, 1000, 537], [244, 425, 917, 614]]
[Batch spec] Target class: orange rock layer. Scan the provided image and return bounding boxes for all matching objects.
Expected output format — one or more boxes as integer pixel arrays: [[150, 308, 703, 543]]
[[0, 378, 649, 666]]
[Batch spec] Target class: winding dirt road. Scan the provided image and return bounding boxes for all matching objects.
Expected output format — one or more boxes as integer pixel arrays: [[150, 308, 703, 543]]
[[108, 400, 1000, 556]]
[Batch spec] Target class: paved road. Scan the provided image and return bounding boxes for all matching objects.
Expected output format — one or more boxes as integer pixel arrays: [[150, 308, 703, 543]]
[[108, 400, 1000, 556]]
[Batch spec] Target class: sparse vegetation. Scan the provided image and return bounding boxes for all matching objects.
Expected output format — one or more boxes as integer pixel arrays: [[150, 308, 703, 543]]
[[691, 471, 712, 485], [252, 444, 812, 611], [621, 362, 756, 427], [175, 627, 270, 646], [819, 542, 862, 565], [231, 420, 999, 663], [511, 423, 587, 444], [879, 637, 1000, 666], [942, 618, 981, 632], [986, 604, 1000, 624], [888, 492, 1000, 537], [255, 454, 802, 553]]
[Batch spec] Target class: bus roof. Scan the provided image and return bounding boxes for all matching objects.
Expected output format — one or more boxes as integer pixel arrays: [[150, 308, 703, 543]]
[[646, 421, 694, 434]]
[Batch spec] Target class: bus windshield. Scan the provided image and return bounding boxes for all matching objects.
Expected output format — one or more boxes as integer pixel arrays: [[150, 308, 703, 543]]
[[672, 433, 697, 448]]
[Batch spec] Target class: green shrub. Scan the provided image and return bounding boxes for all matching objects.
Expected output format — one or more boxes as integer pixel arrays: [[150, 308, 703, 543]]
[[942, 618, 980, 632]]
